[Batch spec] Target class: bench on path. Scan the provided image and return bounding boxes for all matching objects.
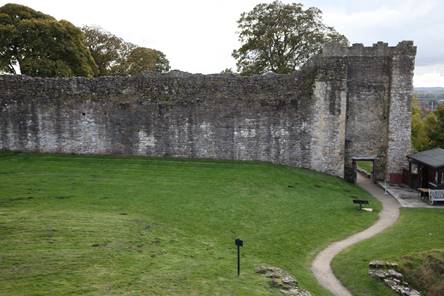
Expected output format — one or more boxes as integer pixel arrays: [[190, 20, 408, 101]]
[[353, 199, 369, 210]]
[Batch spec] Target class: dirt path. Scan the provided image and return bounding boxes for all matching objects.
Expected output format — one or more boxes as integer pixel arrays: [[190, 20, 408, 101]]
[[311, 173, 400, 296]]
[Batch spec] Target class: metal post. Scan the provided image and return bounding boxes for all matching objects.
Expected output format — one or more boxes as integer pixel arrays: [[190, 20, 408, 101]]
[[237, 244, 240, 276], [235, 238, 243, 277]]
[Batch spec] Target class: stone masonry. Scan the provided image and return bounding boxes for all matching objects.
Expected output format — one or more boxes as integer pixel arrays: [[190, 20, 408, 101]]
[[0, 41, 416, 182]]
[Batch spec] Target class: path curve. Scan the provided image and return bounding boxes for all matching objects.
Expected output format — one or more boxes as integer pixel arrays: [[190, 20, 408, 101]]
[[311, 173, 400, 296]]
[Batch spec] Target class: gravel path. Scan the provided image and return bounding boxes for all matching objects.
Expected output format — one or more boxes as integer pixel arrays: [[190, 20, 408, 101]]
[[311, 173, 400, 296]]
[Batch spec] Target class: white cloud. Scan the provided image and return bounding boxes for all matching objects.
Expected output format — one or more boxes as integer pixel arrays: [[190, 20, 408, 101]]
[[414, 64, 444, 87]]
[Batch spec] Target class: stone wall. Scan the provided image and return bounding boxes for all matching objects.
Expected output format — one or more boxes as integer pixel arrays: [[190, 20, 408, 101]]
[[322, 41, 416, 182], [0, 41, 416, 182]]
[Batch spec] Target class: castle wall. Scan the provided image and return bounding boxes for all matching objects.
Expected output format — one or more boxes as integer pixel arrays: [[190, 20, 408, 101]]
[[386, 44, 416, 183], [0, 41, 416, 182], [0, 69, 341, 174], [321, 41, 416, 182]]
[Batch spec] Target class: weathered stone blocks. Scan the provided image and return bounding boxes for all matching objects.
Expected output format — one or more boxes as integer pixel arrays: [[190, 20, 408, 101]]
[[368, 260, 421, 296]]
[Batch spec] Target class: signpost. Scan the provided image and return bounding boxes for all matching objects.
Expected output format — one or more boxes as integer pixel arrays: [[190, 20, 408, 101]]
[[235, 238, 243, 276]]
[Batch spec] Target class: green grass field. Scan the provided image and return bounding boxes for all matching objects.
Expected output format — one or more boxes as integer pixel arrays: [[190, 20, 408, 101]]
[[357, 161, 373, 174], [0, 152, 381, 295], [332, 208, 444, 296]]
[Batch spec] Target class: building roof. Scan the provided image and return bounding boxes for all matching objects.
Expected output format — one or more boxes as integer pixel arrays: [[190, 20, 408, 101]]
[[408, 148, 444, 168]]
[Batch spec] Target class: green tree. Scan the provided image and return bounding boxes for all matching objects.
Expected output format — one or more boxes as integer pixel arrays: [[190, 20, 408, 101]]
[[428, 104, 444, 148], [121, 47, 170, 75], [412, 96, 431, 151], [0, 4, 97, 77], [82, 26, 170, 76], [81, 26, 135, 76], [232, 1, 348, 75]]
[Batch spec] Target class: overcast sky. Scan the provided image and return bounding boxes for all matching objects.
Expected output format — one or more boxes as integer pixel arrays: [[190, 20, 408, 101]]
[[2, 0, 444, 86]]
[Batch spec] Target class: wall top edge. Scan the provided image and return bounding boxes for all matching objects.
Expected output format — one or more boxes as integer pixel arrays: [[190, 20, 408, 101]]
[[322, 40, 416, 57]]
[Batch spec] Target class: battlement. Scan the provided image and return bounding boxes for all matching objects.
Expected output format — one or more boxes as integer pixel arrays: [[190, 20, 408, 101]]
[[322, 40, 416, 57]]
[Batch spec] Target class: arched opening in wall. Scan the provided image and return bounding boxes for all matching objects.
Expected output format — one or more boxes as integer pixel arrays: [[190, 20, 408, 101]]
[[352, 156, 376, 184]]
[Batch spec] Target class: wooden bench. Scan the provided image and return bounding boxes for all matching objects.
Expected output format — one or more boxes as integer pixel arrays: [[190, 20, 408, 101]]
[[353, 199, 369, 210]]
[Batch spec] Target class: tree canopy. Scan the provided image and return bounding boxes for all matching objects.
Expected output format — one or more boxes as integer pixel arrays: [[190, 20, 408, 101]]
[[122, 47, 170, 75], [0, 4, 170, 77], [81, 26, 134, 76], [412, 98, 444, 151], [82, 26, 170, 76], [427, 105, 444, 149], [232, 1, 348, 75], [0, 3, 97, 77]]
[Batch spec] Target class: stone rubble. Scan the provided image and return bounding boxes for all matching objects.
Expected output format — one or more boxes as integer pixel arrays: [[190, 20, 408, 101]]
[[368, 260, 421, 296], [256, 266, 311, 296]]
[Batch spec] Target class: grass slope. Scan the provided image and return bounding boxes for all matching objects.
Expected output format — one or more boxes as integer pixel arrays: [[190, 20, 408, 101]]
[[357, 161, 373, 174], [332, 208, 444, 296], [0, 152, 380, 295], [399, 250, 444, 295]]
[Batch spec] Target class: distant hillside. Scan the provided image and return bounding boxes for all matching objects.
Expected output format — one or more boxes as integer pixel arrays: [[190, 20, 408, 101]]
[[415, 87, 444, 94], [415, 87, 444, 110], [415, 87, 444, 101]]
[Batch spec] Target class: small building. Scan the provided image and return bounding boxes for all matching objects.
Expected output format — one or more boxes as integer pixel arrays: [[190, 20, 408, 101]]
[[404, 148, 444, 189]]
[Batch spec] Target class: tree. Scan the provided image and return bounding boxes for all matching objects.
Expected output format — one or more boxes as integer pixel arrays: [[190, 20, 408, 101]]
[[120, 47, 170, 75], [0, 4, 97, 77], [232, 1, 348, 75], [411, 96, 444, 151], [82, 26, 170, 76], [412, 97, 432, 151], [428, 104, 444, 148], [81, 26, 135, 76]]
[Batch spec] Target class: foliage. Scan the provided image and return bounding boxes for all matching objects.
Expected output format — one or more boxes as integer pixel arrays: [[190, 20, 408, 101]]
[[81, 25, 135, 76], [332, 208, 444, 296], [412, 96, 444, 151], [82, 26, 170, 76], [412, 97, 432, 151], [427, 104, 444, 148], [0, 153, 381, 295], [232, 1, 348, 75], [0, 4, 97, 77], [121, 47, 170, 75]]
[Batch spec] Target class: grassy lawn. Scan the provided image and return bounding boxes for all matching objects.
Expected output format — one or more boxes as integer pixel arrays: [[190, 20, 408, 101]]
[[0, 152, 381, 295], [357, 161, 373, 174], [332, 208, 444, 296]]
